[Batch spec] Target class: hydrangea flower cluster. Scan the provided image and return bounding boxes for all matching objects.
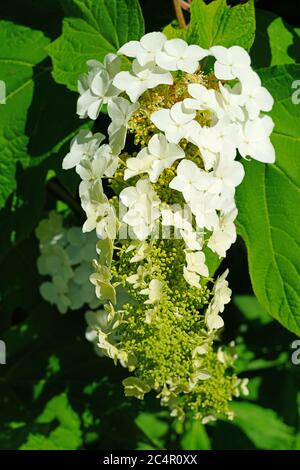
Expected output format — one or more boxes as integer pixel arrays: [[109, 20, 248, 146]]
[[62, 32, 275, 421], [36, 212, 101, 313]]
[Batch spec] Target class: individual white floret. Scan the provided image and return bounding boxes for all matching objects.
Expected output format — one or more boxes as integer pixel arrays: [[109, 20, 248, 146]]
[[108, 97, 139, 154], [118, 32, 167, 66], [77, 54, 121, 120], [210, 45, 252, 81], [236, 70, 274, 119], [156, 38, 209, 73], [151, 102, 198, 144], [207, 208, 238, 258], [113, 60, 173, 102], [125, 133, 184, 182], [120, 178, 161, 240], [62, 130, 105, 170], [238, 115, 275, 163]]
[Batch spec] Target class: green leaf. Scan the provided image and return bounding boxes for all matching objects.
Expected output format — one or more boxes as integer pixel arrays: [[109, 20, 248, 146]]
[[48, 0, 145, 91], [0, 21, 49, 208], [164, 0, 255, 51], [251, 9, 300, 69], [181, 420, 211, 450], [233, 295, 272, 325], [236, 64, 300, 336], [230, 402, 295, 450], [135, 412, 169, 449], [0, 302, 145, 449], [20, 393, 82, 450]]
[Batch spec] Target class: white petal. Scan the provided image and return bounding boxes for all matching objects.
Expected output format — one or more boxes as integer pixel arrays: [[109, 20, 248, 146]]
[[256, 87, 274, 112], [229, 46, 251, 66], [88, 99, 102, 120], [210, 45, 230, 64], [260, 115, 274, 136], [63, 149, 82, 170], [165, 125, 185, 144], [186, 45, 209, 61], [155, 51, 178, 70], [127, 81, 148, 102], [214, 62, 234, 80], [252, 140, 276, 163], [177, 58, 199, 74], [141, 32, 166, 51], [171, 102, 195, 124], [150, 71, 173, 88], [113, 71, 134, 92], [77, 90, 96, 118], [164, 38, 188, 57], [151, 109, 172, 131], [118, 40, 143, 57], [91, 71, 108, 96]]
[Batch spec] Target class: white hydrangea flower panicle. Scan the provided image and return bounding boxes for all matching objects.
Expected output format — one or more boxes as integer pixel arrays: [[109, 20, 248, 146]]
[[59, 32, 276, 421]]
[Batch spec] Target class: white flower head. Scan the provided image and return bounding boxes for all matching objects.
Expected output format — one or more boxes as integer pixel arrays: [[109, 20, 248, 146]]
[[108, 97, 139, 154], [184, 83, 220, 117], [205, 269, 231, 331], [185, 250, 209, 277], [120, 178, 161, 240], [169, 159, 221, 203], [208, 208, 238, 258], [76, 144, 119, 184], [238, 115, 275, 163], [156, 38, 209, 73], [113, 60, 173, 102], [217, 82, 245, 122], [118, 32, 167, 66], [82, 185, 118, 240], [140, 279, 165, 305], [238, 70, 274, 119], [203, 118, 239, 159], [62, 129, 105, 170], [151, 101, 197, 144], [210, 45, 252, 81], [77, 54, 121, 120], [213, 153, 245, 194], [125, 133, 184, 183]]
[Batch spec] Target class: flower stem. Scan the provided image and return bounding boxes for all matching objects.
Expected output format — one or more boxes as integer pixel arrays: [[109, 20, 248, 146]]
[[173, 0, 187, 29]]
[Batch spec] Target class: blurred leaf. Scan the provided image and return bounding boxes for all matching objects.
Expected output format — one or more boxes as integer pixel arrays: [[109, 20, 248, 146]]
[[234, 295, 272, 325], [20, 393, 82, 450], [48, 0, 145, 91], [164, 0, 255, 50], [230, 402, 295, 450], [181, 420, 211, 450], [135, 412, 169, 449], [251, 9, 300, 68], [0, 302, 148, 450], [236, 64, 300, 336]]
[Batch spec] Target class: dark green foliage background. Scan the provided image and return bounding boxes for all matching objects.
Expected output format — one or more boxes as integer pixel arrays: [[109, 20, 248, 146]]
[[0, 0, 299, 450]]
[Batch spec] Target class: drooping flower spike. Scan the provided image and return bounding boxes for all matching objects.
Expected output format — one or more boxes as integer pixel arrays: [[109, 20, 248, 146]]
[[61, 32, 274, 422]]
